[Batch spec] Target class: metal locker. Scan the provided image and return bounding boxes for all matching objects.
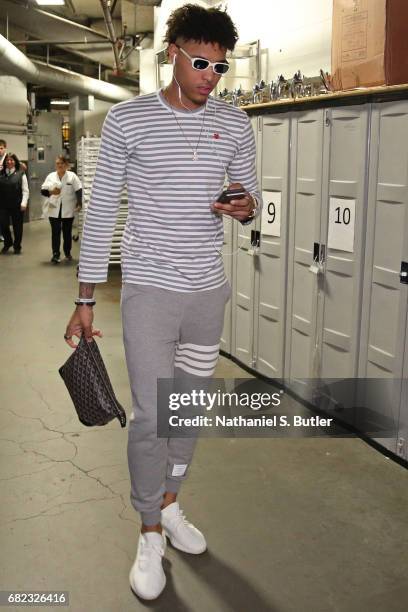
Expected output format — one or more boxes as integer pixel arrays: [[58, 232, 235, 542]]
[[358, 100, 408, 454], [220, 216, 233, 354], [317, 105, 370, 379], [230, 116, 261, 367], [284, 108, 325, 397], [252, 113, 290, 378]]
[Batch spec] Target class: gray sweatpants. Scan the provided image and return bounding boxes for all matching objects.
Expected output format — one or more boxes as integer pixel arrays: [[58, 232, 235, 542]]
[[121, 281, 231, 526]]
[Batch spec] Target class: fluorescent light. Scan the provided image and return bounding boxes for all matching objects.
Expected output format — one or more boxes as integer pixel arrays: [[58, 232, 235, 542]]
[[51, 99, 69, 105], [36, 1, 65, 6]]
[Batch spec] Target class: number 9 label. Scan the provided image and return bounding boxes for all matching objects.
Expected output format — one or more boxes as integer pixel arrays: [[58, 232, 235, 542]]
[[261, 191, 281, 237]]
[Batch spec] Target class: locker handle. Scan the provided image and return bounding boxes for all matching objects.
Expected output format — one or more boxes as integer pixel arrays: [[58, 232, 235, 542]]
[[250, 230, 260, 248], [249, 230, 260, 256], [400, 261, 408, 284]]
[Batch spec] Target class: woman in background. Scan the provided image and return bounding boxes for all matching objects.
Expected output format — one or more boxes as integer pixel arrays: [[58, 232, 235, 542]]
[[0, 153, 29, 255], [42, 155, 82, 264]]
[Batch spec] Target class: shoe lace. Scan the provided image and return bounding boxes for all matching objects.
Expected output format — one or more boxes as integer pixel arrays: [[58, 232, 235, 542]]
[[138, 536, 164, 570], [171, 508, 193, 531]]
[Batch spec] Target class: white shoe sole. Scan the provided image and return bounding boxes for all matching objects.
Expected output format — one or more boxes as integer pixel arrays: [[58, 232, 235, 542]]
[[163, 530, 207, 554], [129, 573, 166, 601], [130, 583, 166, 601]]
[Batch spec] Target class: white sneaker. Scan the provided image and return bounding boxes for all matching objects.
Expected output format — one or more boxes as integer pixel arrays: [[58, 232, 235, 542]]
[[161, 502, 207, 554], [129, 531, 166, 600]]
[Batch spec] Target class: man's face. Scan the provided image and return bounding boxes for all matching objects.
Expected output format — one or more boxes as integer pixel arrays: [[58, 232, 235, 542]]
[[168, 39, 228, 106], [0, 145, 6, 157]]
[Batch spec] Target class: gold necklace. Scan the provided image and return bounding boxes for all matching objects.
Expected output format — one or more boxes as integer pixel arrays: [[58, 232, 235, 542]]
[[164, 89, 207, 161]]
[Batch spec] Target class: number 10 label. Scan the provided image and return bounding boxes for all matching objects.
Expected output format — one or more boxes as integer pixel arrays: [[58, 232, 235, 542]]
[[261, 191, 281, 237], [327, 197, 356, 253]]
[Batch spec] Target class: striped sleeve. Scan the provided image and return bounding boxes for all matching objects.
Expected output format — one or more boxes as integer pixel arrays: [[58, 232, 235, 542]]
[[78, 108, 127, 283], [227, 114, 262, 224]]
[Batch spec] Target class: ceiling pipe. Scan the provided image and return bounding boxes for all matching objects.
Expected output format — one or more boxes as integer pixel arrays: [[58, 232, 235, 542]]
[[99, 0, 122, 74], [12, 40, 115, 46], [0, 34, 134, 103], [129, 1, 162, 5]]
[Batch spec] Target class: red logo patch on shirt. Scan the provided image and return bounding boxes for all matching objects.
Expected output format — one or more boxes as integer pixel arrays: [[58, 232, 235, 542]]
[[213, 133, 220, 139]]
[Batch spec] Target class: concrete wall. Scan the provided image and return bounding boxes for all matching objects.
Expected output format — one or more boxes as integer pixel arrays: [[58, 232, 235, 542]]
[[0, 75, 28, 161], [142, 0, 332, 93], [69, 96, 113, 163], [28, 111, 63, 221], [139, 49, 157, 95]]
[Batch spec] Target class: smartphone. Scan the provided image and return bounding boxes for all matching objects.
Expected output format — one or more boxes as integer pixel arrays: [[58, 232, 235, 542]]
[[218, 188, 246, 203]]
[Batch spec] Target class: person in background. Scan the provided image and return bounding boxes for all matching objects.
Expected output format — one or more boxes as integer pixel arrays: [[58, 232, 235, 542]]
[[0, 139, 27, 172], [41, 155, 82, 264], [0, 153, 29, 254], [0, 139, 7, 242], [0, 139, 7, 167]]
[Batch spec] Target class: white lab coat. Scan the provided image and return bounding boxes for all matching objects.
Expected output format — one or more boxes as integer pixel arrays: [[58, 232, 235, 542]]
[[42, 170, 82, 218]]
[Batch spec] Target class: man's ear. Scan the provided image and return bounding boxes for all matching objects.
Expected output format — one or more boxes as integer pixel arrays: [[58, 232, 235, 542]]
[[167, 44, 176, 65]]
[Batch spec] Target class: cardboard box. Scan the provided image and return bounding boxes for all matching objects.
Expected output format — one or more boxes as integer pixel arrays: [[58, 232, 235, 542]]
[[332, 0, 408, 90]]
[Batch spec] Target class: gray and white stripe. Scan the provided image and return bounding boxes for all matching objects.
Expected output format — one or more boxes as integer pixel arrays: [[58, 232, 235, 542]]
[[78, 90, 261, 291], [174, 342, 220, 377]]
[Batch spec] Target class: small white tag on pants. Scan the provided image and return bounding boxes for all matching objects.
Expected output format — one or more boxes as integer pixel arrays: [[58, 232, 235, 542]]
[[172, 464, 188, 477]]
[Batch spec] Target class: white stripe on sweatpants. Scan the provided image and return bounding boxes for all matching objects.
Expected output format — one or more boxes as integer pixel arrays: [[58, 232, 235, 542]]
[[177, 343, 220, 352], [175, 342, 220, 377]]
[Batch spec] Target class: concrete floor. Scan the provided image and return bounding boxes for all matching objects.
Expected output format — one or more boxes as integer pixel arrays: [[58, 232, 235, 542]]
[[1, 220, 408, 612]]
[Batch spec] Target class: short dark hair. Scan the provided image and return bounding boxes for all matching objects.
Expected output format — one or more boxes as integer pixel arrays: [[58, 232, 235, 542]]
[[0, 139, 7, 147], [3, 153, 20, 172], [164, 3, 238, 51]]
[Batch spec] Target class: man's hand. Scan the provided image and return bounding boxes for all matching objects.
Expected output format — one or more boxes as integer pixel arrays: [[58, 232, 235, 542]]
[[212, 182, 255, 222], [51, 188, 61, 196], [64, 306, 102, 349]]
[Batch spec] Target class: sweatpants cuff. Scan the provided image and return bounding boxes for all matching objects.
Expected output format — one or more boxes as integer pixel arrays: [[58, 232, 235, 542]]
[[165, 479, 182, 494], [141, 510, 162, 526]]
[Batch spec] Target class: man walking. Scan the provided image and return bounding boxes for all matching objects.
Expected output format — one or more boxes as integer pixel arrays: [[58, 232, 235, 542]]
[[65, 3, 261, 600], [0, 139, 7, 242]]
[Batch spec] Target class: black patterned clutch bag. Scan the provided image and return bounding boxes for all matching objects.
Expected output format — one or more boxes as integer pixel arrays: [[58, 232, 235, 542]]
[[59, 335, 126, 428]]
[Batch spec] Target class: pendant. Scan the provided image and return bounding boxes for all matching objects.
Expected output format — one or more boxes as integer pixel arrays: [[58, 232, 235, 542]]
[[192, 151, 198, 161]]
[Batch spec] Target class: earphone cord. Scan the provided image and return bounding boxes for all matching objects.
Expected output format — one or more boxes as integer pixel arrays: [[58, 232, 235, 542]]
[[169, 63, 248, 258]]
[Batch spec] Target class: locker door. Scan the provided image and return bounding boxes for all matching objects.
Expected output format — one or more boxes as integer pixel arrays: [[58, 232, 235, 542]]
[[397, 331, 408, 460], [220, 216, 233, 354], [318, 106, 370, 379], [284, 109, 325, 395], [358, 100, 408, 454], [253, 113, 290, 378], [230, 116, 261, 367], [231, 223, 255, 365]]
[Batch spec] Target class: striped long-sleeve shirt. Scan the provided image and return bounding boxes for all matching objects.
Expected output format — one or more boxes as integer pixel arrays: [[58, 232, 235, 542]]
[[78, 90, 261, 292]]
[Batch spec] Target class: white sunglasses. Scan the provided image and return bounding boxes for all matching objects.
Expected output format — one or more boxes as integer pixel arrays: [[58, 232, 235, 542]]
[[175, 45, 230, 75]]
